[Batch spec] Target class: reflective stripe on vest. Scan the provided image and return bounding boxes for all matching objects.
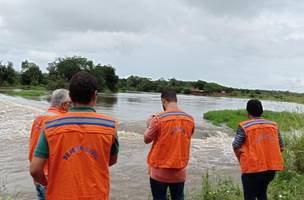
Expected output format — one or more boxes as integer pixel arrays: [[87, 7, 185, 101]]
[[147, 111, 194, 169], [158, 111, 193, 119], [242, 119, 275, 129], [44, 112, 115, 200], [239, 119, 284, 173], [45, 117, 115, 129]]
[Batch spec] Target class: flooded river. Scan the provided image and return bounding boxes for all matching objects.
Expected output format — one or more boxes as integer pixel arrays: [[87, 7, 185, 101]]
[[0, 93, 303, 199]]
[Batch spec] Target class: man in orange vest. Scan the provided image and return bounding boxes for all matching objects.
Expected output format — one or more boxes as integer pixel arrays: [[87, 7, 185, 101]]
[[29, 88, 71, 200], [30, 71, 119, 200], [233, 99, 284, 200], [144, 89, 195, 200]]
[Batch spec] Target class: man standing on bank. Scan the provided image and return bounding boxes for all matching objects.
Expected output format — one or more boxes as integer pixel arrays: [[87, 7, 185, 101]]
[[233, 99, 284, 200], [30, 71, 119, 200], [29, 89, 71, 200], [144, 89, 195, 200]]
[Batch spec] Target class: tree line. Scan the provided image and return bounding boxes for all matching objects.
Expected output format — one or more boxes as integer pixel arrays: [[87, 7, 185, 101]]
[[0, 56, 232, 94], [0, 56, 119, 92], [1, 56, 303, 101]]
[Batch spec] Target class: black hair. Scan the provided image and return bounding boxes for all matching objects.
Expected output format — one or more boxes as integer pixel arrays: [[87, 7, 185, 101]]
[[246, 99, 263, 117], [161, 89, 177, 102], [69, 71, 98, 104]]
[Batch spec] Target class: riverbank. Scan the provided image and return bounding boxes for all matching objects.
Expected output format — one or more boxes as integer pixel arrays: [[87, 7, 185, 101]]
[[0, 86, 48, 98], [2, 86, 304, 106], [203, 109, 304, 200]]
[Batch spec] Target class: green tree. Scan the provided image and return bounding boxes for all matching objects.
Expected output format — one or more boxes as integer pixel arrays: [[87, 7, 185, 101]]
[[117, 78, 128, 91], [48, 56, 94, 81], [155, 78, 169, 92], [203, 82, 224, 94], [194, 80, 207, 90], [0, 62, 18, 85], [20, 61, 43, 85], [139, 78, 156, 92], [90, 65, 106, 92], [126, 76, 142, 90], [93, 65, 119, 92]]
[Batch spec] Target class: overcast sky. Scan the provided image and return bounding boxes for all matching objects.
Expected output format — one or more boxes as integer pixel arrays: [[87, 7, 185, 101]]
[[1, 0, 304, 92]]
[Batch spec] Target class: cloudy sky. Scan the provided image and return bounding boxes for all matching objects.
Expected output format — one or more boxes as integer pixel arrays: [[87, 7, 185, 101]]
[[1, 0, 304, 92]]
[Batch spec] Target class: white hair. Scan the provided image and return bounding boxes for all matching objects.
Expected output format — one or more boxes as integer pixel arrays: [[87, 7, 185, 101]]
[[50, 89, 71, 107]]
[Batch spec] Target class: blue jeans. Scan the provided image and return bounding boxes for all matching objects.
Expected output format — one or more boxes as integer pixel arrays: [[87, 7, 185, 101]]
[[35, 184, 46, 200], [150, 178, 184, 200]]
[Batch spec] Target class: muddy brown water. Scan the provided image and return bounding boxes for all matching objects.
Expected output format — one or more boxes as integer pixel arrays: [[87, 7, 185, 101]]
[[0, 93, 302, 199]]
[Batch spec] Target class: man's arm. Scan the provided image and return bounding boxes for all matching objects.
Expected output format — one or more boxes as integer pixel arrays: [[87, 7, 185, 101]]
[[30, 157, 47, 186], [232, 127, 246, 162], [233, 149, 241, 162], [278, 129, 284, 152], [144, 116, 159, 144], [109, 131, 119, 166], [30, 130, 49, 186]]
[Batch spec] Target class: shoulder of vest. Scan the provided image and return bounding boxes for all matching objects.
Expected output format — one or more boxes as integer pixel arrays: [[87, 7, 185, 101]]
[[240, 118, 276, 129], [239, 119, 254, 127], [47, 107, 66, 115], [36, 108, 62, 119]]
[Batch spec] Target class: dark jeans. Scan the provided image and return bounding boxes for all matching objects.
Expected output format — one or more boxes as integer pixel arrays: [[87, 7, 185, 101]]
[[35, 183, 46, 200], [150, 178, 184, 200], [241, 170, 276, 200]]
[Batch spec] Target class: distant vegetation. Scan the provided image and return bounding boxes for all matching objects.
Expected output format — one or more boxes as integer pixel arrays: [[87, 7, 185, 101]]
[[1, 56, 304, 103]]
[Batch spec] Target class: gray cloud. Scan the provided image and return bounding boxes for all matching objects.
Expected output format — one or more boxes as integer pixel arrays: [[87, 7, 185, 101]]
[[182, 0, 303, 18], [1, 0, 304, 92]]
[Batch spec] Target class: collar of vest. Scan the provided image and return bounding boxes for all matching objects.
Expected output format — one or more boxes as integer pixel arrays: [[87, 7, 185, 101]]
[[157, 110, 193, 119], [69, 106, 96, 113], [48, 107, 66, 114]]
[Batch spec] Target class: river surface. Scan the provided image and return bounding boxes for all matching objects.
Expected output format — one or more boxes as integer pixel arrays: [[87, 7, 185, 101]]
[[0, 93, 303, 199]]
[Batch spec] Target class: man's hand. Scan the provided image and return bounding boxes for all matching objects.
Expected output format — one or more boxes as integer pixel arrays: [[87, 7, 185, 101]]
[[109, 155, 118, 166], [233, 149, 241, 163], [30, 157, 47, 186]]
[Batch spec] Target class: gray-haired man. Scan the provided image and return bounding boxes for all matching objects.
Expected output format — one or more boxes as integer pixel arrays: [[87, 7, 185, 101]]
[[29, 89, 71, 200]]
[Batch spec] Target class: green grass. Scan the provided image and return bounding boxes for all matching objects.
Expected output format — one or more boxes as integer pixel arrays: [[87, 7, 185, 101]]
[[4, 90, 46, 97], [203, 110, 304, 132], [190, 165, 304, 200], [0, 87, 48, 98], [197, 172, 242, 200]]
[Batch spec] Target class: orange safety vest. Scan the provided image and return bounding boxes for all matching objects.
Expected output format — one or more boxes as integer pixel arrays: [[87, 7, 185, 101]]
[[239, 118, 284, 173], [29, 107, 66, 176], [44, 111, 116, 200], [147, 111, 195, 169]]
